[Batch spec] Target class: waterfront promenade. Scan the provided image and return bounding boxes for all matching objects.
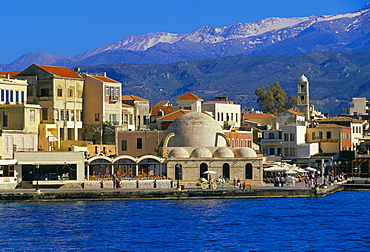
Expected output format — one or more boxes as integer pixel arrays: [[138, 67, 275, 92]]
[[0, 181, 351, 201]]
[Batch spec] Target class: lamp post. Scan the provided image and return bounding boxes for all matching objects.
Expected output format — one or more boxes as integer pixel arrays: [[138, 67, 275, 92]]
[[35, 164, 40, 192]]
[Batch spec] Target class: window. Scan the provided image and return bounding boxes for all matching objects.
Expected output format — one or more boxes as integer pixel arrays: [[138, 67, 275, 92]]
[[68, 89, 73, 97], [10, 90, 13, 102], [71, 111, 75, 121], [326, 131, 332, 139], [284, 133, 289, 141], [57, 89, 62, 97], [175, 164, 182, 180], [95, 113, 100, 121], [5, 90, 9, 103], [312, 132, 316, 139], [61, 110, 64, 121], [290, 133, 295, 141], [137, 138, 142, 149], [40, 88, 49, 96], [15, 91, 19, 102], [269, 148, 275, 155], [121, 140, 127, 151], [3, 112, 8, 127], [1, 90, 4, 101], [319, 131, 323, 139], [66, 110, 69, 121], [30, 110, 35, 122], [105, 86, 110, 96], [42, 108, 48, 120], [269, 133, 274, 139], [21, 91, 25, 102]]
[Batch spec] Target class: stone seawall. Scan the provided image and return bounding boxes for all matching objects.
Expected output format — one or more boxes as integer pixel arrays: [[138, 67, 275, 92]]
[[0, 184, 345, 202]]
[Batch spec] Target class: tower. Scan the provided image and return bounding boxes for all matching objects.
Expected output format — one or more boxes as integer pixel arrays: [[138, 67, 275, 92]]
[[297, 74, 310, 120]]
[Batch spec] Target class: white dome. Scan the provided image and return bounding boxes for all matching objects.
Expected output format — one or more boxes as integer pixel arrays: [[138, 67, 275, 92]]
[[190, 147, 213, 158], [165, 112, 227, 147], [235, 147, 257, 158], [168, 148, 189, 158], [213, 147, 235, 158], [300, 74, 308, 82]]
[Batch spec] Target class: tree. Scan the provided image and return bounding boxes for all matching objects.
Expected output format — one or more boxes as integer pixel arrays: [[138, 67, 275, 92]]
[[254, 81, 297, 114]]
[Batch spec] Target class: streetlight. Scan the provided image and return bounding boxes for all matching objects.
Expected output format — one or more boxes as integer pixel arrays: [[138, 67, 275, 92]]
[[35, 164, 40, 192]]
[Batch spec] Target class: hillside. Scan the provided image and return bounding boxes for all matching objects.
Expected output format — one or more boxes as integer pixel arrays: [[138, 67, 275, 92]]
[[79, 51, 370, 116]]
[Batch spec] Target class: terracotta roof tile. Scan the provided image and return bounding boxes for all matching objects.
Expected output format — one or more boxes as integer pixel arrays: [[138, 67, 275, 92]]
[[287, 109, 304, 116], [314, 123, 349, 129], [314, 116, 364, 123], [90, 75, 120, 83], [0, 71, 22, 78], [150, 107, 175, 116], [243, 113, 275, 120], [157, 110, 209, 121], [121, 95, 149, 101], [176, 92, 203, 101], [36, 65, 83, 79], [153, 100, 171, 107]]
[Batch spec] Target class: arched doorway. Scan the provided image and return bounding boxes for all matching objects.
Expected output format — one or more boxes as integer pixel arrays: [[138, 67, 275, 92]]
[[88, 159, 111, 178], [245, 163, 253, 179], [200, 163, 208, 179], [222, 163, 230, 179], [113, 158, 136, 176], [138, 158, 161, 176], [175, 163, 182, 180]]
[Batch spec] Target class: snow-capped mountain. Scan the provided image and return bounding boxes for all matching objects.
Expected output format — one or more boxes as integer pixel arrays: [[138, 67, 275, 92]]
[[3, 3, 370, 71]]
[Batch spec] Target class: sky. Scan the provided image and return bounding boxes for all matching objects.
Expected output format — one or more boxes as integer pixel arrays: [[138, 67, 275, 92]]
[[1, 0, 369, 64]]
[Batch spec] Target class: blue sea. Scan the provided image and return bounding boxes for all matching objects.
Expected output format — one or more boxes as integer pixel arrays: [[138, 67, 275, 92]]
[[0, 191, 369, 252]]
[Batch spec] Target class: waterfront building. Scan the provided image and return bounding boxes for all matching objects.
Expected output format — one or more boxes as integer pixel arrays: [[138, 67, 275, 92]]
[[80, 73, 122, 145], [176, 92, 203, 112], [121, 95, 150, 131], [349, 97, 370, 116], [15, 64, 85, 149], [202, 96, 241, 129], [161, 112, 263, 186], [242, 113, 275, 127]]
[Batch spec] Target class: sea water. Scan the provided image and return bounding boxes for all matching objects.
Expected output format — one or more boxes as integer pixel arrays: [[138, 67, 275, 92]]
[[0, 191, 369, 251]]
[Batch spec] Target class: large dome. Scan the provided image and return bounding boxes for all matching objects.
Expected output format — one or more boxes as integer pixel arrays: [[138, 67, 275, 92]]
[[164, 112, 227, 147]]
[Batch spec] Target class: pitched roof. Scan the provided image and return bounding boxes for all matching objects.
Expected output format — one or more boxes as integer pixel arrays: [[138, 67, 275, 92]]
[[157, 109, 194, 121], [90, 75, 120, 83], [176, 92, 203, 101], [243, 113, 275, 120], [0, 71, 22, 78], [121, 95, 149, 101], [157, 110, 210, 121], [314, 116, 364, 123], [153, 100, 171, 107], [35, 65, 83, 79], [286, 109, 304, 116], [314, 123, 350, 129], [150, 106, 175, 116]]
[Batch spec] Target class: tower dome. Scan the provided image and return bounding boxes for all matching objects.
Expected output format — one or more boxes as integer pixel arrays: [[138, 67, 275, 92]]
[[190, 147, 213, 158], [300, 74, 308, 82], [213, 147, 235, 158], [164, 112, 227, 147], [168, 148, 190, 158]]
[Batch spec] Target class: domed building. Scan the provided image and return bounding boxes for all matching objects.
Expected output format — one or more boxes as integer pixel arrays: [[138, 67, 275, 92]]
[[161, 112, 263, 186]]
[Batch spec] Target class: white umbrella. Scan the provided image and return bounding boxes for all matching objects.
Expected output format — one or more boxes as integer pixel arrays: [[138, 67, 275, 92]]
[[203, 171, 217, 174], [285, 170, 297, 174], [264, 166, 287, 172], [305, 167, 316, 172]]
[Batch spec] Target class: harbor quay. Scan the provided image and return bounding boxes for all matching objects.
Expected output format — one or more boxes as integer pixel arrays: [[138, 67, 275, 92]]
[[0, 182, 356, 202]]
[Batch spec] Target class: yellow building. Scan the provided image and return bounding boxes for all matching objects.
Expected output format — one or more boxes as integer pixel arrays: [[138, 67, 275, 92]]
[[0, 74, 41, 159], [16, 64, 85, 150]]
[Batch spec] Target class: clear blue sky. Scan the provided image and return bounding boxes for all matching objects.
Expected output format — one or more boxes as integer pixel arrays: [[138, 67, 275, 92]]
[[1, 0, 368, 64]]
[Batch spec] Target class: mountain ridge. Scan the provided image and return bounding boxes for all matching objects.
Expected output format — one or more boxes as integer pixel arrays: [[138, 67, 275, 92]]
[[2, 4, 370, 71]]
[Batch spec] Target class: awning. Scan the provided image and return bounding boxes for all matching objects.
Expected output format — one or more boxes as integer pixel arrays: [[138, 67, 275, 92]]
[[0, 160, 17, 165]]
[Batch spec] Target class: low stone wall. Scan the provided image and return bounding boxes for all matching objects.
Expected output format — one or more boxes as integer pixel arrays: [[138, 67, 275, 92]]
[[155, 180, 172, 189], [60, 182, 83, 189], [0, 177, 17, 189], [138, 180, 154, 189], [120, 180, 137, 189], [102, 181, 114, 189], [83, 181, 102, 189]]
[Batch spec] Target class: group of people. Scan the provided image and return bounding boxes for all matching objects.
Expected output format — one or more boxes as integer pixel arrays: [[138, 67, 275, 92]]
[[273, 175, 285, 187]]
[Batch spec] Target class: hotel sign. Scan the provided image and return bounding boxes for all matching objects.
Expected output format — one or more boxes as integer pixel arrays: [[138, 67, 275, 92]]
[[320, 139, 338, 142]]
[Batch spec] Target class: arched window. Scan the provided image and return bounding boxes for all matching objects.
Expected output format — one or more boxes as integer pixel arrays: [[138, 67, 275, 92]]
[[245, 163, 253, 179]]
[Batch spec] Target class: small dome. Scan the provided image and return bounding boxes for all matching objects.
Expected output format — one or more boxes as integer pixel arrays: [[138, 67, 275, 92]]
[[213, 147, 234, 158], [190, 147, 212, 158], [300, 74, 308, 82], [168, 148, 189, 158], [235, 147, 257, 158]]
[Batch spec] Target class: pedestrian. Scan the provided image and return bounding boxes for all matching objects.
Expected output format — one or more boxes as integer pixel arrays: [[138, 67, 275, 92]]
[[280, 176, 285, 187], [274, 175, 280, 187]]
